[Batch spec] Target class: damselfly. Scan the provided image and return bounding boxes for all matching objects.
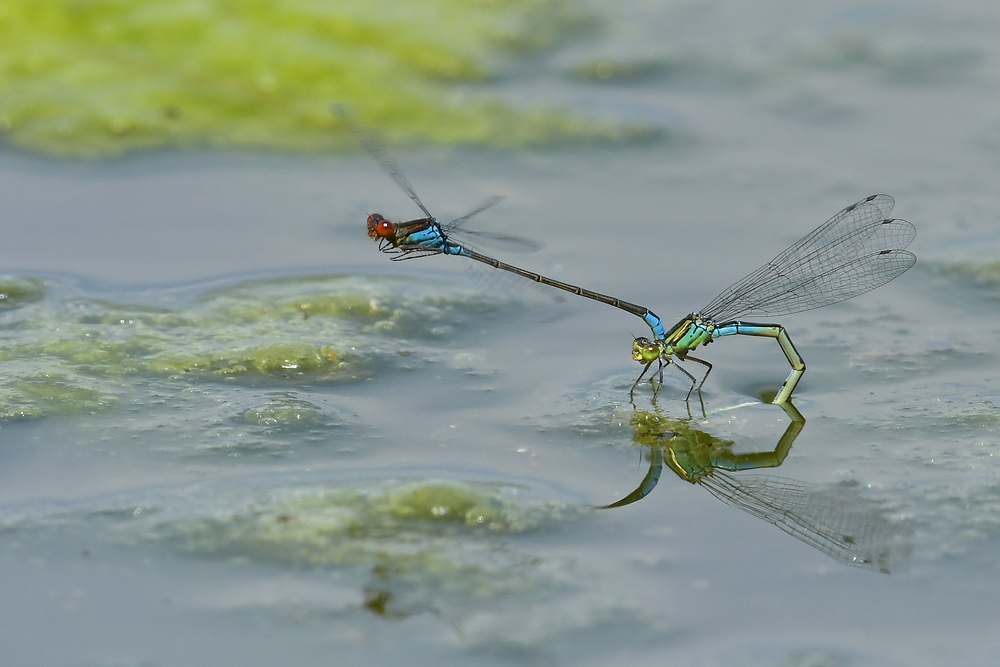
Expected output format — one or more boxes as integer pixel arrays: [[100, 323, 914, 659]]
[[343, 111, 916, 405], [337, 107, 666, 340], [630, 194, 915, 404]]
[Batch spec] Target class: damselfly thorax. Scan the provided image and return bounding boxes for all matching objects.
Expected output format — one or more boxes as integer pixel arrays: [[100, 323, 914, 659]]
[[632, 314, 715, 364], [366, 213, 463, 259]]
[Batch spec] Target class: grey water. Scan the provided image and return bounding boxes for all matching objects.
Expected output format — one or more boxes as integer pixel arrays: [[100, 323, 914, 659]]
[[4, 1, 1000, 665]]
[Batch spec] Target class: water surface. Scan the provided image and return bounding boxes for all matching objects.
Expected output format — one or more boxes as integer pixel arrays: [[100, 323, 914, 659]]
[[3, 1, 1000, 665]]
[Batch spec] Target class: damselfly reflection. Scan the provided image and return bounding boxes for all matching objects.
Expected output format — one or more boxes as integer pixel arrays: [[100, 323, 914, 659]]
[[601, 403, 912, 573]]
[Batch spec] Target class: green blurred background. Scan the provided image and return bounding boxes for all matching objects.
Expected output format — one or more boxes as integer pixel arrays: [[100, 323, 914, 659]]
[[0, 0, 651, 156]]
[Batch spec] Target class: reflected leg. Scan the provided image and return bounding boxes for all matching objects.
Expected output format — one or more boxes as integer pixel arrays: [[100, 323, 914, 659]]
[[712, 399, 807, 472]]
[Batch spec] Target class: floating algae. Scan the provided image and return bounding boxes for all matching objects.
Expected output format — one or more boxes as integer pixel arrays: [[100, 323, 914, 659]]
[[0, 375, 114, 421], [0, 274, 513, 423], [0, 0, 652, 157]]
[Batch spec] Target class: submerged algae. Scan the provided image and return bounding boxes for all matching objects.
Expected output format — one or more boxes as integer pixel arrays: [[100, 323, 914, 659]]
[[0, 0, 649, 157], [163, 480, 578, 610], [241, 393, 326, 430]]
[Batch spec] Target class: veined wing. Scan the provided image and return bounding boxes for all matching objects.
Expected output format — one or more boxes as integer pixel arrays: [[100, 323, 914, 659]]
[[338, 108, 541, 256], [334, 105, 435, 220], [447, 195, 505, 229], [450, 228, 543, 254], [699, 471, 913, 573], [702, 195, 915, 322], [446, 196, 543, 254]]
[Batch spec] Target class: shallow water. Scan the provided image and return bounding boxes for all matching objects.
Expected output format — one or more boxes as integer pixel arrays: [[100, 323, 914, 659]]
[[4, 1, 1000, 665]]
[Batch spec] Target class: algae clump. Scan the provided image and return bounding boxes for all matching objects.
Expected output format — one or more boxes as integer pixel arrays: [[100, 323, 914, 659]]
[[241, 394, 326, 429], [0, 376, 115, 421], [388, 482, 507, 527], [0, 277, 46, 310]]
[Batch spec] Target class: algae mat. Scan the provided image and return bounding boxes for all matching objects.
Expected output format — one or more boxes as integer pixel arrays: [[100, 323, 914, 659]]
[[0, 273, 523, 457], [0, 0, 650, 157]]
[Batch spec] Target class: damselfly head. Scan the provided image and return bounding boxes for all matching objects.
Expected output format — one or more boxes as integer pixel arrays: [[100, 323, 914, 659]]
[[632, 338, 661, 363], [366, 213, 396, 239]]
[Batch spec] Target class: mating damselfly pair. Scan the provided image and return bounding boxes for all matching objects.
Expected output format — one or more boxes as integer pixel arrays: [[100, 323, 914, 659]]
[[341, 112, 916, 405]]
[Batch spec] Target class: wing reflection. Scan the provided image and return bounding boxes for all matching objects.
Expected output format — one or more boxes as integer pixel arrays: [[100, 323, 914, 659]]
[[601, 402, 912, 573]]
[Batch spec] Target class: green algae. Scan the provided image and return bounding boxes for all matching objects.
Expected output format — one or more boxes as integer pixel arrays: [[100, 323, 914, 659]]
[[931, 259, 1000, 287], [241, 393, 326, 429], [0, 273, 509, 422], [164, 480, 576, 605], [0, 374, 115, 420], [0, 276, 46, 310], [0, 0, 651, 157], [387, 482, 509, 526]]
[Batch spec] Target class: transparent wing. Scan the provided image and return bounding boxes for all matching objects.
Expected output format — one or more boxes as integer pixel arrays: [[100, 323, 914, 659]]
[[451, 228, 543, 254], [702, 195, 916, 322], [700, 472, 913, 573], [333, 105, 435, 220], [338, 108, 542, 256], [447, 196, 505, 229], [445, 195, 543, 254]]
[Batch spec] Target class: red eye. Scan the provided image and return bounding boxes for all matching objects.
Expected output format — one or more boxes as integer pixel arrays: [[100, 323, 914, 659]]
[[367, 214, 395, 239]]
